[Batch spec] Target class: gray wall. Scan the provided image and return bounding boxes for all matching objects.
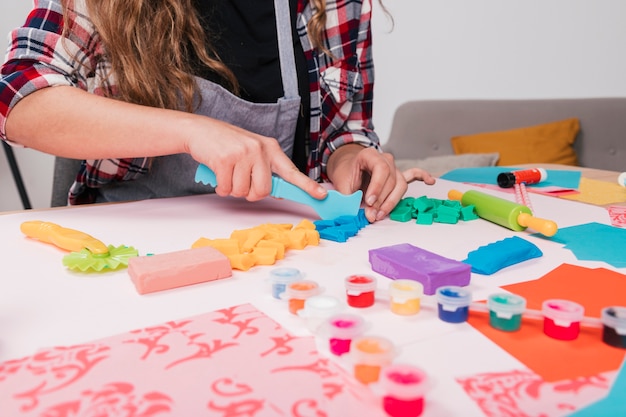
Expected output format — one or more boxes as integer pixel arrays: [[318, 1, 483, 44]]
[[2, 0, 626, 211]]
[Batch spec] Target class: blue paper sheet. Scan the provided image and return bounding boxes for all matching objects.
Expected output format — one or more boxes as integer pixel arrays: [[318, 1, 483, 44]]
[[440, 167, 582, 190]]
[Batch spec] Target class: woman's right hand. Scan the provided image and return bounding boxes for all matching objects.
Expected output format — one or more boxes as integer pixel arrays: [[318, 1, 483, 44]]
[[184, 116, 328, 202]]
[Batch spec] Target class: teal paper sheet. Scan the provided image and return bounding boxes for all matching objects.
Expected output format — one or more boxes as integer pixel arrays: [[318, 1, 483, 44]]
[[567, 356, 626, 416], [533, 222, 626, 268], [440, 167, 582, 190]]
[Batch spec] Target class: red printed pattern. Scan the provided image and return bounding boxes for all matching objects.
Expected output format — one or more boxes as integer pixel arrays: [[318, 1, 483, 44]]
[[457, 369, 615, 417], [0, 304, 383, 417], [608, 205, 626, 228]]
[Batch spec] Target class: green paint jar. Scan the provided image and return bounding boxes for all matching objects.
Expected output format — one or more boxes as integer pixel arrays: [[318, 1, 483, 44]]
[[487, 293, 526, 332]]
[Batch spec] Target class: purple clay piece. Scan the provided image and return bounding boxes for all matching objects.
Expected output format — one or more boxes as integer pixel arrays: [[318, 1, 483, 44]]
[[368, 243, 471, 295]]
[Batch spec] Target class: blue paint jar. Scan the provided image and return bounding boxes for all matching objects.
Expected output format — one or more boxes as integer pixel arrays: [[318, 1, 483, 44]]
[[601, 306, 626, 349], [269, 267, 303, 300], [436, 286, 472, 323], [487, 293, 526, 332]]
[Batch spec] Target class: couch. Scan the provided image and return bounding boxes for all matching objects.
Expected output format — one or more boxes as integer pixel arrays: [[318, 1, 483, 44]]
[[383, 98, 626, 175]]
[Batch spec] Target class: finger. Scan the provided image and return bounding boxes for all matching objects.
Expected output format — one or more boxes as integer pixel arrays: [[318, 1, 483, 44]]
[[361, 153, 396, 210], [273, 158, 328, 200], [402, 167, 437, 185], [372, 169, 409, 222], [247, 162, 273, 201], [213, 163, 235, 197], [230, 162, 254, 199]]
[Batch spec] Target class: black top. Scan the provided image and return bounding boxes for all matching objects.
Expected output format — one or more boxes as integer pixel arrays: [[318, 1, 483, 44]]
[[192, 0, 309, 172]]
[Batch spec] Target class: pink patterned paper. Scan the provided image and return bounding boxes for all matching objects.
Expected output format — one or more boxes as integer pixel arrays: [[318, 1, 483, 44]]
[[607, 205, 626, 228], [457, 368, 615, 417], [0, 304, 384, 417]]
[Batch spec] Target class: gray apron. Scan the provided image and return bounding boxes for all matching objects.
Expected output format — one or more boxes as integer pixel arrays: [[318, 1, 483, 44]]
[[96, 0, 301, 202]]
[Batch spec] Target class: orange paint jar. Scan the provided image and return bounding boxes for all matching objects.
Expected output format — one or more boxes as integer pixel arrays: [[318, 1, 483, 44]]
[[284, 280, 321, 315], [351, 336, 395, 384]]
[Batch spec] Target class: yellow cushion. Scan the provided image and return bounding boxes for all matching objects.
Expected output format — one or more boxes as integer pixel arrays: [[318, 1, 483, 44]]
[[450, 118, 580, 166]]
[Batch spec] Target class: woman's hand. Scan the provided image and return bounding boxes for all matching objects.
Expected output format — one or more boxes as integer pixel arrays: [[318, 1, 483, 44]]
[[184, 117, 328, 202], [327, 144, 435, 222]]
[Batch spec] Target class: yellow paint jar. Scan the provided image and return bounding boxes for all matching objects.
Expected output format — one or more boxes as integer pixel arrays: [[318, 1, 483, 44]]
[[389, 280, 423, 316]]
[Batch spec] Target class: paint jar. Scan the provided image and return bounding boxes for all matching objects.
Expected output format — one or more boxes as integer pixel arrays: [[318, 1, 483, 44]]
[[298, 295, 343, 333], [269, 267, 303, 300], [542, 299, 585, 340], [284, 280, 321, 315], [389, 279, 423, 316], [436, 286, 472, 323], [380, 363, 428, 417], [351, 335, 395, 384], [345, 275, 377, 308], [323, 313, 367, 356], [601, 306, 626, 349], [487, 293, 526, 332]]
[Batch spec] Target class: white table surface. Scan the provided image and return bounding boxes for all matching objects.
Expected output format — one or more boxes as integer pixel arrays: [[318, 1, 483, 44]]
[[0, 178, 620, 416]]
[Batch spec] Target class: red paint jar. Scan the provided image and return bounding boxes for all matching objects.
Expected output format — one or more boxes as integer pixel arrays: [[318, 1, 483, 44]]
[[380, 363, 428, 417], [345, 275, 377, 308], [542, 299, 584, 340]]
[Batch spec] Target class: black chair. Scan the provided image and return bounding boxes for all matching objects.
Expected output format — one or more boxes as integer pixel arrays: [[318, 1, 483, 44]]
[[2, 141, 31, 210], [50, 156, 82, 207]]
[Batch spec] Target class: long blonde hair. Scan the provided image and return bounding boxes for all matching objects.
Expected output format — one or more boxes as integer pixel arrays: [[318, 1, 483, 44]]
[[61, 0, 379, 111]]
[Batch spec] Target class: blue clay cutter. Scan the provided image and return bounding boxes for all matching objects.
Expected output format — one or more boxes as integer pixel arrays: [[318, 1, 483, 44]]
[[195, 164, 362, 220]]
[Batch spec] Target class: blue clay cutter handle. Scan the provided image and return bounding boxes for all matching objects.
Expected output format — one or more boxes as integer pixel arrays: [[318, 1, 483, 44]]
[[195, 164, 362, 220]]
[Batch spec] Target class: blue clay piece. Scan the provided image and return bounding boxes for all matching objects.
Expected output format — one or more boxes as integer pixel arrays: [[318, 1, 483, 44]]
[[335, 224, 358, 237], [316, 209, 369, 243], [319, 228, 348, 242], [313, 220, 336, 230], [357, 209, 369, 228], [463, 236, 543, 275]]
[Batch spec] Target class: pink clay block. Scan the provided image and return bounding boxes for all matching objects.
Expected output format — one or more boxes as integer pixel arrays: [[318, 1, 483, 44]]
[[128, 246, 233, 295]]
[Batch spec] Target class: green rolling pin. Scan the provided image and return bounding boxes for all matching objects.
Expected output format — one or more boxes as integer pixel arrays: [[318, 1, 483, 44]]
[[448, 189, 558, 237]]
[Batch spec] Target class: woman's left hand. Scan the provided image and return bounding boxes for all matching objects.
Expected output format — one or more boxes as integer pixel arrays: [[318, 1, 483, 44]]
[[326, 144, 436, 223]]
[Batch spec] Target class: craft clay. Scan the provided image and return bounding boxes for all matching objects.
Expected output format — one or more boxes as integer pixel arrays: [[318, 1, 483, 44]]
[[369, 243, 471, 295], [128, 246, 232, 294]]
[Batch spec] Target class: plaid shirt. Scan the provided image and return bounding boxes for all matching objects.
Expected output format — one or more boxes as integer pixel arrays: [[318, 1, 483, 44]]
[[0, 0, 380, 204]]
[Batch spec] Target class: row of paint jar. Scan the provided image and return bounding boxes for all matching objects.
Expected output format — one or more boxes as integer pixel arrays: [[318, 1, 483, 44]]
[[269, 268, 626, 349], [435, 287, 626, 349], [269, 267, 424, 315]]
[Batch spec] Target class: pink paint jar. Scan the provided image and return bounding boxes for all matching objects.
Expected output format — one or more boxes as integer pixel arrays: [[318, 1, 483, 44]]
[[380, 363, 428, 417], [345, 275, 377, 308], [542, 299, 585, 340], [323, 313, 367, 356]]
